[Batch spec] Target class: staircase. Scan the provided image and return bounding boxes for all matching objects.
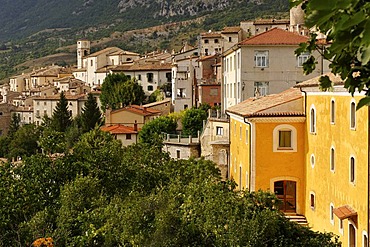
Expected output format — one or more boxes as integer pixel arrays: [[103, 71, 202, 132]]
[[284, 213, 308, 226]]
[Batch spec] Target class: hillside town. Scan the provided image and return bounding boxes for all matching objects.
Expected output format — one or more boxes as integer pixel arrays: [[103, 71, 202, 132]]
[[0, 4, 367, 247]]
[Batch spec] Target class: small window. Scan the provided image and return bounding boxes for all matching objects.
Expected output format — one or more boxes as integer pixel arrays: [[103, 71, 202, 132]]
[[330, 147, 335, 172], [214, 39, 219, 43], [216, 126, 223, 136], [147, 85, 154, 91], [330, 99, 335, 124], [228, 37, 232, 42], [350, 156, 355, 183], [310, 193, 315, 209], [246, 129, 249, 144], [205, 49, 209, 55], [176, 150, 180, 159], [310, 154, 315, 168], [330, 203, 334, 225], [297, 52, 310, 67], [254, 50, 269, 67], [310, 106, 316, 133], [363, 231, 368, 247], [147, 73, 154, 83], [254, 82, 269, 96], [279, 130, 292, 148], [90, 60, 93, 67], [204, 39, 209, 44], [350, 101, 356, 129], [137, 74, 141, 80], [184, 105, 188, 110], [126, 134, 131, 140], [44, 102, 47, 106]]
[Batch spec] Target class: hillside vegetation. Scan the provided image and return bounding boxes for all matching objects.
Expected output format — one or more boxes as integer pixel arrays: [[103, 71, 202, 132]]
[[0, 0, 289, 82]]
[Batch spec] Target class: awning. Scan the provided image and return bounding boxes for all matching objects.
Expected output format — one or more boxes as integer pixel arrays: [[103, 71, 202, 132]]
[[333, 205, 358, 225]]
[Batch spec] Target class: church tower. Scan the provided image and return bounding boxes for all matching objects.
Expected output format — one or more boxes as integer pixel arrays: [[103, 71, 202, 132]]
[[290, 4, 305, 34], [77, 40, 90, 69]]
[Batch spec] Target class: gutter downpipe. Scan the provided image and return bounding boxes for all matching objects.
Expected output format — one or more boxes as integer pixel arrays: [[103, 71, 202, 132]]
[[243, 117, 252, 191], [368, 106, 370, 246]]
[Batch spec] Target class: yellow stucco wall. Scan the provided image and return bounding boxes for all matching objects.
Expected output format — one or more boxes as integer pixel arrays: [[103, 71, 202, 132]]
[[254, 121, 305, 214], [229, 117, 251, 190], [305, 92, 368, 246]]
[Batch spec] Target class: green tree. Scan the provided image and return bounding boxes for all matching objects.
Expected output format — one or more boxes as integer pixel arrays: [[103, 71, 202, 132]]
[[100, 73, 145, 110], [291, 0, 370, 108], [138, 116, 177, 145], [8, 112, 21, 137], [51, 92, 72, 132], [8, 124, 41, 159], [80, 93, 102, 132], [182, 108, 208, 136]]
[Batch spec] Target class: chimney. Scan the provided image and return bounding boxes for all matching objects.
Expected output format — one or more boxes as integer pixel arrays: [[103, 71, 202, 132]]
[[134, 123, 138, 131]]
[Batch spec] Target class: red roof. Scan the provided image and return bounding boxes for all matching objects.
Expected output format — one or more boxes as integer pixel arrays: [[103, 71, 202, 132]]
[[112, 105, 161, 116], [101, 124, 138, 134], [239, 28, 308, 46]]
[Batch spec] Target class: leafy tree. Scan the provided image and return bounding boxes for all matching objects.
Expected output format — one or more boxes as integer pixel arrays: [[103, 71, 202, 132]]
[[291, 0, 370, 109], [100, 73, 145, 110], [8, 112, 21, 137], [182, 108, 208, 136], [80, 93, 102, 132], [8, 124, 41, 159], [148, 89, 164, 103], [51, 92, 72, 132], [138, 116, 177, 145]]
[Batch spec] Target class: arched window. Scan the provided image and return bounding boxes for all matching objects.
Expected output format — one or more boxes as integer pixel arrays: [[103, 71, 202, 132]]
[[330, 203, 335, 225], [310, 105, 316, 133], [350, 100, 356, 129], [330, 147, 335, 172], [273, 125, 297, 152]]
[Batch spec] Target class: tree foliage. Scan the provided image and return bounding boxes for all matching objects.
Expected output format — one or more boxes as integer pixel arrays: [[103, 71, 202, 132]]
[[100, 73, 145, 110], [80, 93, 102, 132], [51, 92, 72, 132], [182, 108, 208, 136], [292, 0, 370, 109], [138, 116, 177, 145]]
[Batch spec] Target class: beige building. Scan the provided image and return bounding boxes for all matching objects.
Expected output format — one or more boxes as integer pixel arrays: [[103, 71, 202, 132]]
[[105, 105, 161, 128], [33, 93, 87, 125], [101, 124, 139, 146], [222, 28, 329, 112], [163, 135, 200, 160], [142, 99, 171, 116]]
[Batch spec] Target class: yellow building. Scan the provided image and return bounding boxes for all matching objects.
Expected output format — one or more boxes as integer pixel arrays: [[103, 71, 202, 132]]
[[226, 88, 306, 215], [226, 73, 369, 246], [297, 74, 369, 247]]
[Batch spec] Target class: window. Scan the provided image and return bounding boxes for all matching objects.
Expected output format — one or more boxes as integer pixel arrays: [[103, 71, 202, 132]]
[[331, 99, 335, 124], [44, 101, 47, 106], [166, 72, 171, 82], [297, 52, 310, 67], [176, 150, 180, 159], [363, 231, 368, 247], [147, 73, 154, 83], [228, 37, 232, 42], [147, 85, 154, 91], [273, 125, 297, 152], [254, 82, 269, 96], [216, 126, 223, 135], [245, 129, 249, 144], [90, 60, 93, 67], [278, 130, 292, 148], [184, 105, 188, 109], [310, 192, 315, 209], [239, 126, 242, 140], [254, 50, 269, 67], [310, 105, 316, 133], [214, 39, 219, 43], [126, 134, 132, 140], [210, 88, 218, 96], [43, 110, 47, 117], [204, 39, 209, 44], [137, 74, 141, 80], [330, 203, 334, 225], [330, 147, 335, 172], [205, 49, 209, 55], [350, 156, 355, 183], [350, 100, 356, 129], [311, 154, 315, 168], [177, 88, 186, 98]]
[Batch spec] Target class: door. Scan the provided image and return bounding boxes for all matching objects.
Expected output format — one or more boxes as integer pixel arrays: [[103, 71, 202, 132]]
[[274, 180, 297, 212]]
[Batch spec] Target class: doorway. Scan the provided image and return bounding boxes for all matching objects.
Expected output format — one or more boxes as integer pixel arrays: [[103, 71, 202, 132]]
[[274, 180, 297, 212]]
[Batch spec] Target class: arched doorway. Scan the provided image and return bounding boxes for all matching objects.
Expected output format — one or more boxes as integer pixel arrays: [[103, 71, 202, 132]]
[[274, 180, 296, 212]]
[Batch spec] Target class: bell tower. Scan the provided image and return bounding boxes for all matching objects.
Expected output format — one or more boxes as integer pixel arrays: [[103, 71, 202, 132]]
[[290, 4, 305, 34], [77, 39, 90, 69]]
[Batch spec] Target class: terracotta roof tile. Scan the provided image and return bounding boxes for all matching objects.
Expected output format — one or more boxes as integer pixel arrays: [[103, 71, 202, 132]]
[[226, 88, 303, 117], [101, 124, 138, 134], [112, 105, 161, 116], [221, 26, 241, 33], [333, 205, 357, 220], [239, 28, 308, 46], [295, 73, 344, 88]]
